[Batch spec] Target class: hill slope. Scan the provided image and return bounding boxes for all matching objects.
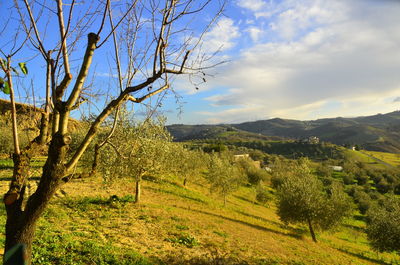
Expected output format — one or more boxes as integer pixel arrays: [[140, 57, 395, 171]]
[[168, 111, 400, 153], [0, 171, 396, 264]]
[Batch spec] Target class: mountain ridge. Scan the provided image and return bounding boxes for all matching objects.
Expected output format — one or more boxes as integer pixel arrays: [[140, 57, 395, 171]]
[[167, 110, 400, 153]]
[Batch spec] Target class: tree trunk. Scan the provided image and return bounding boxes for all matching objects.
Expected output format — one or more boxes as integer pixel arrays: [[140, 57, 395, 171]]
[[183, 178, 187, 186], [135, 179, 141, 204], [89, 143, 100, 177], [307, 217, 317, 242], [3, 133, 69, 264]]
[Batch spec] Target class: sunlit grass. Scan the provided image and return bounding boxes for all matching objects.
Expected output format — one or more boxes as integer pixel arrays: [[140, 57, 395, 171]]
[[364, 151, 400, 167], [0, 169, 399, 264]]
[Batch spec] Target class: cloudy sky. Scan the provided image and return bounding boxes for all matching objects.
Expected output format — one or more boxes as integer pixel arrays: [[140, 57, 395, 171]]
[[166, 0, 400, 124], [1, 0, 399, 125]]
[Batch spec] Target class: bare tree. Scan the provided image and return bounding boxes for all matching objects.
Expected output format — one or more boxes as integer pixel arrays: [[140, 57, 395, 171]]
[[1, 0, 224, 263]]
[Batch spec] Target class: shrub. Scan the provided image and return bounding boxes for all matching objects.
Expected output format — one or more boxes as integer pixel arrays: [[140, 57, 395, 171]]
[[255, 184, 273, 205], [166, 233, 199, 248], [206, 153, 245, 206], [366, 197, 400, 254], [352, 189, 372, 214]]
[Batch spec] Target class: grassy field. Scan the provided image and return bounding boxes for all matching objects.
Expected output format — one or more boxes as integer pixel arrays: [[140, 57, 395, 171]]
[[0, 160, 399, 265], [343, 150, 395, 170], [363, 151, 400, 167]]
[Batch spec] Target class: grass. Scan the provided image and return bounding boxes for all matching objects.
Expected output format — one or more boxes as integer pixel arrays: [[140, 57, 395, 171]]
[[363, 151, 400, 167], [343, 150, 393, 170], [0, 168, 399, 264]]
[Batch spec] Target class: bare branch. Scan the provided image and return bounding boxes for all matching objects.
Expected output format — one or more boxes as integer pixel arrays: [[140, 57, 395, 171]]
[[97, 0, 110, 36], [65, 33, 99, 110], [96, 0, 138, 48], [128, 83, 170, 104], [56, 0, 72, 76], [1, 57, 21, 155], [66, 71, 163, 171], [108, 3, 124, 92], [167, 0, 212, 24], [22, 0, 47, 57]]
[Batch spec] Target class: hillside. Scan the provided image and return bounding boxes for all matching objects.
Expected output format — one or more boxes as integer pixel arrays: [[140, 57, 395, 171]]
[[0, 168, 397, 264], [168, 111, 400, 153], [167, 124, 283, 142]]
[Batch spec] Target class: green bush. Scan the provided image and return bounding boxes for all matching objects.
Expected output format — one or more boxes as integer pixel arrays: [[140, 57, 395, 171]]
[[366, 197, 400, 254], [166, 233, 199, 248], [352, 189, 372, 214], [237, 158, 269, 185], [255, 185, 273, 205]]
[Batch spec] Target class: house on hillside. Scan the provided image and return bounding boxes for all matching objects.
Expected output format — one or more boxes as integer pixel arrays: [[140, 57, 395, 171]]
[[264, 166, 272, 172], [233, 154, 250, 160], [329, 166, 343, 172], [301, 136, 320, 144], [233, 154, 262, 169]]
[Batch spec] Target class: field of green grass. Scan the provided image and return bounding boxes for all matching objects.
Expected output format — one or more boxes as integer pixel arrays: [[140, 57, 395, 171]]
[[363, 151, 400, 167], [343, 150, 393, 170], [0, 158, 399, 264]]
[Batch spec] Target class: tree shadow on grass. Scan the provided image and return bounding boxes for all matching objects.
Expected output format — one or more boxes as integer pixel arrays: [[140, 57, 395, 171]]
[[232, 209, 281, 227], [231, 209, 305, 235], [342, 223, 365, 233], [335, 247, 390, 265], [174, 205, 302, 239], [156, 254, 250, 265], [0, 176, 40, 181], [145, 186, 208, 204], [233, 195, 257, 205], [0, 165, 13, 170]]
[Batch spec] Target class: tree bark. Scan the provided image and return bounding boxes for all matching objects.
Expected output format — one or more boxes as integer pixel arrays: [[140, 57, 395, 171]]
[[3, 133, 69, 264], [307, 217, 317, 242], [6, 69, 20, 155], [135, 178, 141, 204], [89, 143, 100, 177]]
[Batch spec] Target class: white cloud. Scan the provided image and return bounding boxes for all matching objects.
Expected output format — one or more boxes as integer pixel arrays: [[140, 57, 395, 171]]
[[237, 0, 267, 12], [200, 0, 400, 123], [203, 18, 240, 52], [246, 26, 263, 42]]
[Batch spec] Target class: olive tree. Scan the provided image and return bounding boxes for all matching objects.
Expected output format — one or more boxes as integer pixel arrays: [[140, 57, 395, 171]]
[[276, 159, 352, 242], [366, 197, 400, 254], [0, 0, 224, 262], [97, 116, 175, 204], [172, 146, 207, 186], [206, 153, 245, 206]]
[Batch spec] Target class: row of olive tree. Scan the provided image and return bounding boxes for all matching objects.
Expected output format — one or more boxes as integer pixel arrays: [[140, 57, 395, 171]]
[[0, 1, 224, 262], [366, 196, 400, 254], [89, 115, 210, 203], [93, 124, 251, 208], [272, 157, 400, 255]]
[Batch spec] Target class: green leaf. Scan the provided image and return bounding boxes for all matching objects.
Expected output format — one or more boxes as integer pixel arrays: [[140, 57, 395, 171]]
[[0, 77, 4, 88], [2, 81, 10, 95], [18, 62, 28, 75]]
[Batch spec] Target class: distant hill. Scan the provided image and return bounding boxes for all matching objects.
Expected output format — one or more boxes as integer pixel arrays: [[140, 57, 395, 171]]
[[167, 111, 400, 153], [167, 124, 283, 142]]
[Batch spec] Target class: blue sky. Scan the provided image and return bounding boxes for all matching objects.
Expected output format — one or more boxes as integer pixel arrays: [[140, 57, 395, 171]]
[[1, 0, 400, 125], [164, 0, 400, 124]]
